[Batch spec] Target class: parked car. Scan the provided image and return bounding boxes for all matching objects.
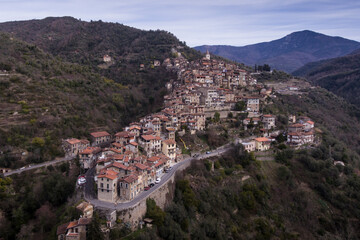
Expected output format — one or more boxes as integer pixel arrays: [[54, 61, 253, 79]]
[[149, 183, 155, 187], [206, 151, 211, 154], [155, 178, 161, 184], [144, 186, 151, 191]]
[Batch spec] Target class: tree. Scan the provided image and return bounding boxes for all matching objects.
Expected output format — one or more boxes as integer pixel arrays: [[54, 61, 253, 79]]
[[88, 213, 104, 240], [234, 101, 246, 111], [214, 112, 220, 123], [145, 198, 166, 226]]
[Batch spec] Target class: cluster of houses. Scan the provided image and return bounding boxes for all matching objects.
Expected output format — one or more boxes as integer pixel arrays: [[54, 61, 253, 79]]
[[61, 49, 317, 205], [241, 114, 316, 152], [63, 114, 181, 203], [287, 115, 315, 146]]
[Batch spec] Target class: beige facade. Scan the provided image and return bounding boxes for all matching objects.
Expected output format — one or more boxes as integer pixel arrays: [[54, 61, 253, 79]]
[[162, 139, 176, 161], [255, 137, 271, 151], [242, 141, 256, 152], [90, 131, 111, 146], [97, 170, 118, 203]]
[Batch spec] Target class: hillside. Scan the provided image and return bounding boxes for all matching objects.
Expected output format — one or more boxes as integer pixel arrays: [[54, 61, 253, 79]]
[[195, 30, 360, 73], [0, 17, 200, 85], [131, 87, 360, 240], [293, 51, 360, 107]]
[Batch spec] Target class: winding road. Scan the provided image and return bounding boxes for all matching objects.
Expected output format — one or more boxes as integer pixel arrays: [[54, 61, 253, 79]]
[[3, 155, 75, 177], [83, 143, 235, 211]]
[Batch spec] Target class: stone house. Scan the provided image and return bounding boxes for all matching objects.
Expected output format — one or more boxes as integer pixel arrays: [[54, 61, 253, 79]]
[[242, 141, 256, 152], [57, 218, 92, 240], [79, 147, 102, 170], [262, 114, 276, 130], [118, 174, 139, 201], [97, 169, 119, 203], [255, 137, 271, 151], [162, 139, 177, 161], [90, 131, 111, 146]]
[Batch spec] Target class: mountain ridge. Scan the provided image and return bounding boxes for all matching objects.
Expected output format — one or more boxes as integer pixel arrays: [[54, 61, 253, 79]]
[[195, 30, 360, 72]]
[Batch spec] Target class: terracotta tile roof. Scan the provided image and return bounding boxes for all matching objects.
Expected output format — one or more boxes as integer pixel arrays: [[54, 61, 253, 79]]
[[66, 138, 81, 145], [141, 135, 155, 141], [306, 121, 315, 125], [135, 163, 148, 170], [163, 139, 176, 145], [130, 142, 138, 146], [121, 174, 138, 184], [255, 137, 271, 142], [109, 148, 123, 154], [111, 162, 127, 170], [80, 147, 101, 155], [66, 220, 78, 229], [263, 114, 274, 118], [155, 160, 165, 168], [98, 169, 118, 180], [112, 142, 123, 148], [90, 131, 110, 138], [147, 156, 160, 162], [115, 131, 135, 138]]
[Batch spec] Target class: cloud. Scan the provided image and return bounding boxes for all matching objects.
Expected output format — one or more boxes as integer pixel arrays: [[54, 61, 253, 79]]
[[0, 0, 359, 46]]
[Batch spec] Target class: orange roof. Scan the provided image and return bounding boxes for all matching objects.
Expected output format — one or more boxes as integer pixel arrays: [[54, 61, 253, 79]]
[[91, 131, 110, 138], [141, 135, 155, 141], [255, 137, 271, 142], [109, 148, 123, 154], [155, 160, 165, 168], [121, 174, 138, 184], [67, 221, 78, 229], [111, 162, 127, 170], [130, 142, 138, 146], [148, 156, 160, 162], [263, 114, 274, 118], [66, 138, 81, 145], [98, 169, 118, 180], [80, 147, 101, 155], [306, 121, 315, 125], [163, 139, 176, 145], [112, 142, 123, 148], [135, 163, 148, 170], [115, 131, 134, 138]]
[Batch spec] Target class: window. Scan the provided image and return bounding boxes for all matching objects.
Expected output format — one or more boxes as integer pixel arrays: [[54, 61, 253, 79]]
[[100, 183, 103, 188], [107, 190, 109, 192], [101, 189, 103, 192], [107, 184, 109, 189], [126, 183, 128, 189], [107, 179, 109, 182]]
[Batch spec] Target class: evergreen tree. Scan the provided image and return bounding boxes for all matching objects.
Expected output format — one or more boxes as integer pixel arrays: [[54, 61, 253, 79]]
[[87, 213, 104, 240]]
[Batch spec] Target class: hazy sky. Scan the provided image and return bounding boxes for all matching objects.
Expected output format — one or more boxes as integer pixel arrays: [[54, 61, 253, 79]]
[[0, 0, 359, 47]]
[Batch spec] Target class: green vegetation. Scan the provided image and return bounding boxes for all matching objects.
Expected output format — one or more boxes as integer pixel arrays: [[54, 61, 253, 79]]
[[0, 19, 202, 168], [0, 161, 80, 239]]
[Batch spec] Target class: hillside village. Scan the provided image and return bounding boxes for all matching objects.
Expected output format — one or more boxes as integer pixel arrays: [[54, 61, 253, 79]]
[[60, 49, 317, 211]]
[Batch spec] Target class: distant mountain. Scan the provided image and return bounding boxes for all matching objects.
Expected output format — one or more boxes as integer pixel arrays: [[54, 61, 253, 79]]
[[195, 30, 360, 72], [293, 50, 360, 107]]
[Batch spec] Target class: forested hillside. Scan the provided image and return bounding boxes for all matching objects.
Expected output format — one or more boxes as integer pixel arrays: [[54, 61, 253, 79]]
[[0, 17, 202, 168], [293, 51, 360, 107], [131, 88, 360, 240]]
